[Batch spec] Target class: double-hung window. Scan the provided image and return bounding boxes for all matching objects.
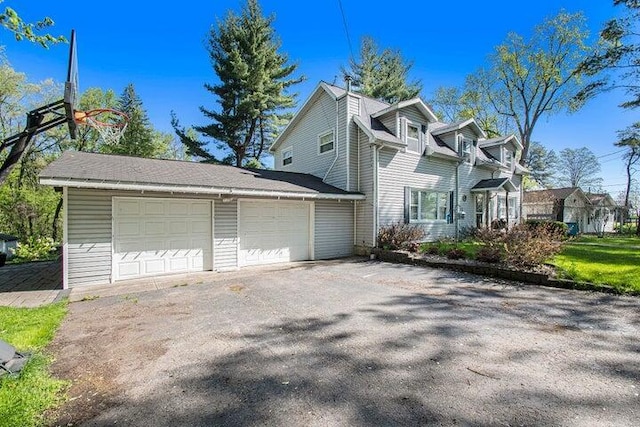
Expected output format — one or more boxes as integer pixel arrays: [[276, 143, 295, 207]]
[[318, 130, 334, 154], [282, 148, 292, 166], [504, 150, 513, 169], [406, 123, 420, 153], [458, 135, 472, 163], [497, 195, 517, 219], [409, 189, 450, 222]]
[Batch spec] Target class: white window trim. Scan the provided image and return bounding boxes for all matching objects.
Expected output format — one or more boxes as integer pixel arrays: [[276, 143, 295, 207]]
[[318, 130, 335, 155], [409, 188, 450, 223], [282, 147, 293, 166], [402, 117, 423, 154]]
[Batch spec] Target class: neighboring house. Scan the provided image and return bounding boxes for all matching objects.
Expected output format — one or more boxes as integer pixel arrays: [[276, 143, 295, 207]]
[[585, 192, 617, 234], [522, 187, 616, 233], [270, 82, 526, 250], [40, 152, 364, 288]]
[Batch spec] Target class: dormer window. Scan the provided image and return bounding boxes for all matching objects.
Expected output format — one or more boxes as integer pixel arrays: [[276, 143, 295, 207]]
[[406, 123, 420, 153], [282, 148, 292, 166], [458, 135, 472, 164], [504, 150, 513, 169]]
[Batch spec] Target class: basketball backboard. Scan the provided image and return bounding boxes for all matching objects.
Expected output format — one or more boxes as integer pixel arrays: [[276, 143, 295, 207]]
[[63, 29, 78, 139]]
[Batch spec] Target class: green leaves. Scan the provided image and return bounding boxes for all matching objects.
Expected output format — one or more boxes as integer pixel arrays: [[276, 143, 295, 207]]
[[181, 0, 301, 167], [0, 6, 66, 48], [345, 36, 422, 104]]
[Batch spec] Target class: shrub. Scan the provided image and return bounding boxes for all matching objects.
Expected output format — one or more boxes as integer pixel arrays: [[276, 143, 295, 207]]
[[525, 219, 568, 237], [475, 224, 565, 268], [491, 218, 507, 230], [423, 244, 440, 255], [458, 226, 478, 240], [12, 237, 57, 261], [377, 222, 426, 250], [475, 246, 503, 263], [406, 242, 420, 253], [446, 247, 466, 260]]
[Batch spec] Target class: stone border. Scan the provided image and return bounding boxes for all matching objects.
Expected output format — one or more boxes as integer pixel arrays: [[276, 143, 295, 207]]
[[372, 248, 640, 297]]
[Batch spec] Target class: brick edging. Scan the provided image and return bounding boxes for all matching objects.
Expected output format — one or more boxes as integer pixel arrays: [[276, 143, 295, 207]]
[[371, 249, 639, 297]]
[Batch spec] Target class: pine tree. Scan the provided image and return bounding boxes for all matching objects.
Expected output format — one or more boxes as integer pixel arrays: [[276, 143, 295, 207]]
[[344, 37, 422, 104], [174, 0, 302, 167], [103, 83, 165, 158]]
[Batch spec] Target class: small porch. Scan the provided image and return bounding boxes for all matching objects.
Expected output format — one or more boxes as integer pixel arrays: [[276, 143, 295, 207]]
[[470, 178, 519, 229]]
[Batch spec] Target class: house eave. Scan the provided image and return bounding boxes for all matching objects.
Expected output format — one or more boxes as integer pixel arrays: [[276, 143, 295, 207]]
[[39, 178, 367, 201]]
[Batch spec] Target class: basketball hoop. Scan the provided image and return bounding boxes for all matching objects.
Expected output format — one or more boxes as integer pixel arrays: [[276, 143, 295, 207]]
[[74, 108, 129, 145]]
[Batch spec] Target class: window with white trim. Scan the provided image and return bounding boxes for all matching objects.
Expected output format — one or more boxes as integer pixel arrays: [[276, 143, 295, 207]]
[[458, 135, 472, 163], [406, 123, 420, 153], [504, 149, 513, 168], [497, 195, 517, 219], [282, 148, 292, 166], [410, 189, 450, 222], [318, 130, 334, 154], [475, 194, 485, 227]]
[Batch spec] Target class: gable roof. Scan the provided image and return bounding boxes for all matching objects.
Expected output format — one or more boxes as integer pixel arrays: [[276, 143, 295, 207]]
[[371, 98, 438, 123], [523, 187, 585, 204], [40, 151, 365, 200], [430, 118, 487, 139], [586, 192, 617, 207], [270, 82, 341, 152], [478, 134, 523, 151], [470, 178, 517, 192]]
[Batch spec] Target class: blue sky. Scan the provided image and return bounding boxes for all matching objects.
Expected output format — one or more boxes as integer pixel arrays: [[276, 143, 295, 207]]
[[4, 1, 637, 196]]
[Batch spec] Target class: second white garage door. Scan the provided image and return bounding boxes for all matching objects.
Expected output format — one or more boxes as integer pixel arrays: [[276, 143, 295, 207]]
[[239, 200, 311, 266], [113, 198, 212, 281]]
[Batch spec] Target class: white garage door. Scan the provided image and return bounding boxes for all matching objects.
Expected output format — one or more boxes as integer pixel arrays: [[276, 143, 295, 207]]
[[113, 198, 212, 280], [239, 200, 311, 266]]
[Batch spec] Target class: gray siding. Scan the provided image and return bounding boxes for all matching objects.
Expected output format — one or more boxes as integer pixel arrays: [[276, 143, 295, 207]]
[[378, 148, 457, 241], [356, 128, 375, 246], [315, 200, 354, 259], [273, 90, 340, 182], [325, 96, 348, 190], [214, 200, 238, 271], [379, 113, 397, 136], [67, 188, 112, 287]]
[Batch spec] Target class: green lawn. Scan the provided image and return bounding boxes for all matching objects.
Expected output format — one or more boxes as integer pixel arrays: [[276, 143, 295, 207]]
[[552, 236, 640, 293], [0, 302, 69, 427]]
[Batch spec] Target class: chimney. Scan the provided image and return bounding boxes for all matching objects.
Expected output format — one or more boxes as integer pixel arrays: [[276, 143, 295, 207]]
[[345, 75, 352, 92]]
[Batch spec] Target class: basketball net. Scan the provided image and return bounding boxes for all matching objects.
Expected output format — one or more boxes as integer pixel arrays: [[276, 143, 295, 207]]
[[74, 109, 129, 145]]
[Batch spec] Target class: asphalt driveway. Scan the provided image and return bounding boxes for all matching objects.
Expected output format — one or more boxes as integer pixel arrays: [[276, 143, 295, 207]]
[[49, 259, 639, 426]]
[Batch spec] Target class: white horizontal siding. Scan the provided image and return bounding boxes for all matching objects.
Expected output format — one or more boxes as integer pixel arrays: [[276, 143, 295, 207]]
[[356, 128, 374, 246], [67, 188, 112, 287], [214, 200, 238, 270], [273, 90, 339, 181], [325, 96, 348, 190], [378, 148, 456, 242], [315, 200, 354, 259]]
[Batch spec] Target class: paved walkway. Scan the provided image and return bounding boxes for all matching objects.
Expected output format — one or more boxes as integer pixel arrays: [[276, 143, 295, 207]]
[[0, 259, 64, 307]]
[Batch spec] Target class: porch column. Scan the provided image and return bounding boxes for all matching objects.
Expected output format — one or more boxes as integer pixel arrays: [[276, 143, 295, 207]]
[[506, 191, 510, 227], [485, 191, 489, 228]]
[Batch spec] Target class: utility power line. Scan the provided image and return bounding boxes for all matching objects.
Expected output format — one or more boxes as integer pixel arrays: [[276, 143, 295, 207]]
[[337, 0, 355, 63]]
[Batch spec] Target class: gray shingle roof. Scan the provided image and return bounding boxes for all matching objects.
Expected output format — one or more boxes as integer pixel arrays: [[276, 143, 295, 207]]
[[523, 188, 581, 203], [41, 151, 361, 197], [470, 178, 516, 192]]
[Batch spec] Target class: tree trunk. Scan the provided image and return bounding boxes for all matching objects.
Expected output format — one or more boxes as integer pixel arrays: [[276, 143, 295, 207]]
[[52, 197, 63, 242]]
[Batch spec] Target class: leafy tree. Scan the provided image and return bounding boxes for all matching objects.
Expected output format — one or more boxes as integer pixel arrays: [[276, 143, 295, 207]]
[[429, 83, 505, 137], [0, 1, 65, 48], [525, 141, 558, 188], [615, 122, 640, 228], [66, 87, 117, 152], [555, 147, 603, 189], [576, 0, 640, 109], [101, 83, 168, 158], [344, 36, 421, 104], [468, 11, 595, 164], [175, 0, 301, 167]]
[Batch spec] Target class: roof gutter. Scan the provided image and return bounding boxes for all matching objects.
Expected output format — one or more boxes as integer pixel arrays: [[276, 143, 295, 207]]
[[39, 178, 366, 201]]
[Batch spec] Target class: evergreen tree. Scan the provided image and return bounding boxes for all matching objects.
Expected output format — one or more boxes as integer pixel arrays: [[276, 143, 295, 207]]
[[525, 142, 558, 188], [174, 0, 302, 167], [344, 37, 421, 104], [102, 83, 166, 158]]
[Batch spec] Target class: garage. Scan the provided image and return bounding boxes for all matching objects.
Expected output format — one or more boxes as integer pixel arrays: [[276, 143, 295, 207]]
[[113, 197, 212, 280], [239, 200, 311, 266]]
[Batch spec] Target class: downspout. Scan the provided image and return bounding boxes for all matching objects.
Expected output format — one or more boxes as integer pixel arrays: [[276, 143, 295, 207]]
[[455, 160, 460, 242], [323, 94, 340, 183], [345, 85, 350, 191], [373, 144, 379, 247]]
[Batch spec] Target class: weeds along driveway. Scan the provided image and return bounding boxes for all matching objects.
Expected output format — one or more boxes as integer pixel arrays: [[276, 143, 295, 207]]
[[49, 259, 640, 426]]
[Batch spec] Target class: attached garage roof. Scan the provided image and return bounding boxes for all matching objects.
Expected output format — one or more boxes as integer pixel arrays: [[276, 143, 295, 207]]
[[40, 151, 365, 200]]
